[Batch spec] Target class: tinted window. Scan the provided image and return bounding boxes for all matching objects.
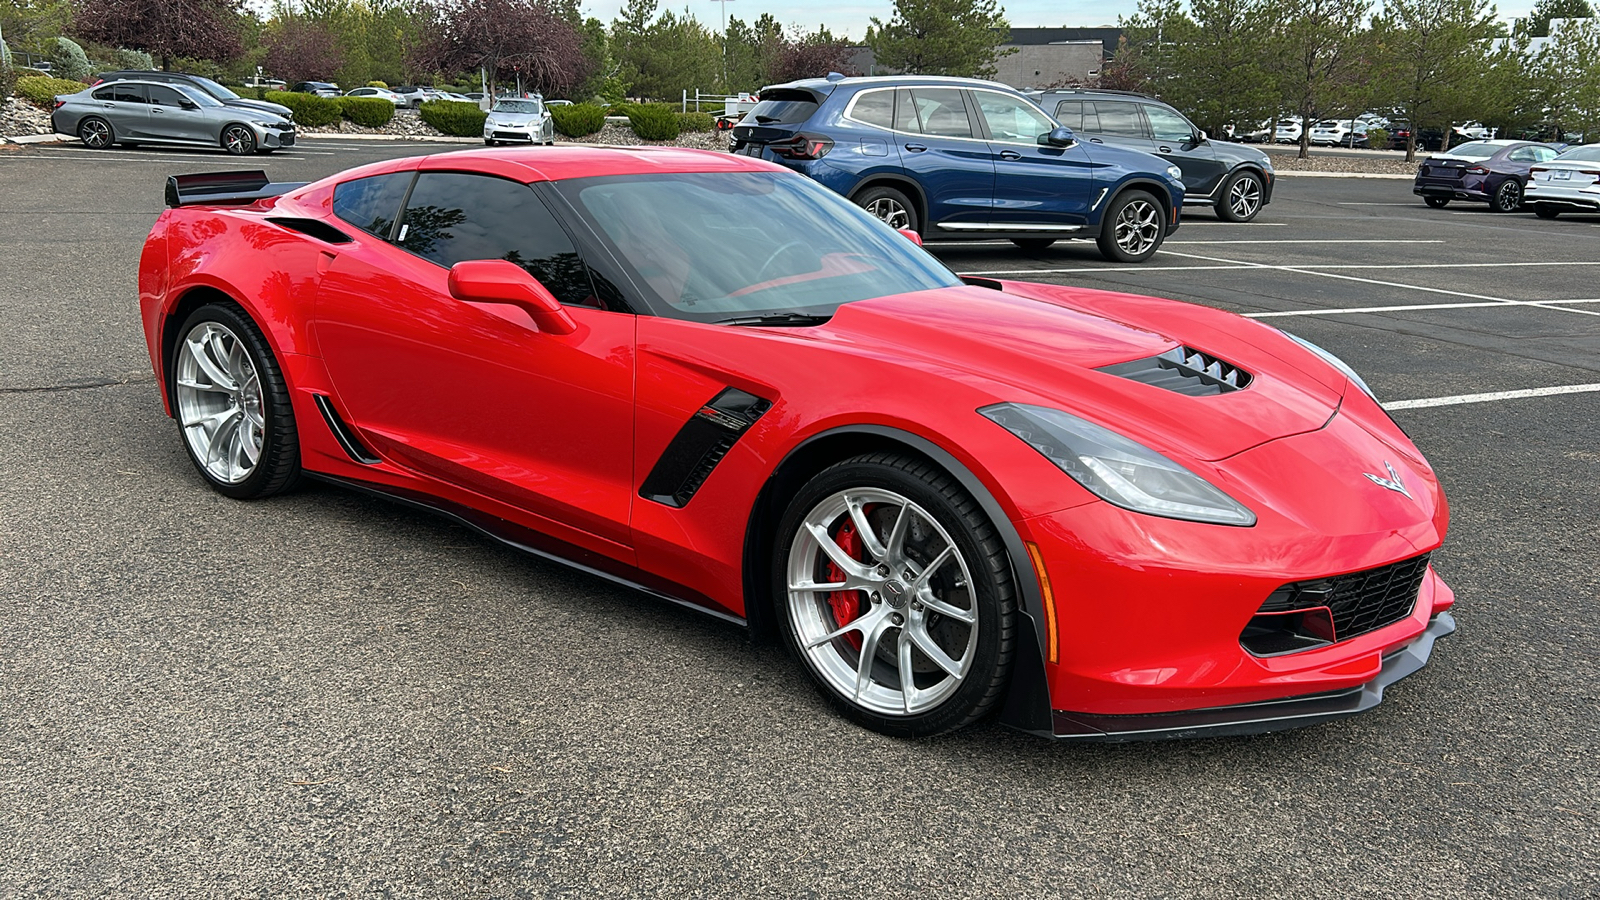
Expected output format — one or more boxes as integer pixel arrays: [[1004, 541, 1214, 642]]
[[92, 87, 117, 102], [1093, 101, 1148, 138], [1053, 100, 1082, 130], [99, 84, 145, 104], [397, 173, 596, 307], [746, 93, 819, 125], [894, 88, 921, 133], [910, 89, 973, 138], [1144, 104, 1194, 143], [974, 91, 1053, 143], [147, 85, 187, 107], [1444, 141, 1500, 159], [850, 90, 894, 129], [332, 172, 413, 239]]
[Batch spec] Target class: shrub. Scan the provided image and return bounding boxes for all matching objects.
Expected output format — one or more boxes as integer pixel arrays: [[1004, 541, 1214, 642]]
[[419, 98, 486, 136], [48, 37, 92, 81], [677, 111, 715, 133], [336, 96, 394, 127], [16, 75, 91, 107], [1366, 127, 1389, 150], [550, 103, 606, 137], [113, 48, 155, 71], [366, 80, 388, 88], [16, 67, 49, 78], [264, 90, 340, 127], [627, 103, 679, 141]]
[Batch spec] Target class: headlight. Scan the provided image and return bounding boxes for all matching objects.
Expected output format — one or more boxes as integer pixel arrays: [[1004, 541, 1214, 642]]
[[980, 403, 1256, 526], [252, 121, 274, 128], [1166, 165, 1183, 180], [1282, 332, 1376, 399]]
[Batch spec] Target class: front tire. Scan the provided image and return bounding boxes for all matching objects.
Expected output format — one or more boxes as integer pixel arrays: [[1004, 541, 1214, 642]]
[[1010, 238, 1057, 251], [78, 117, 113, 149], [484, 138, 496, 146], [855, 185, 919, 234], [1424, 196, 1450, 209], [775, 453, 1017, 737], [1491, 179, 1522, 213], [1097, 189, 1166, 263], [1216, 170, 1265, 222], [221, 124, 256, 156], [170, 303, 300, 499]]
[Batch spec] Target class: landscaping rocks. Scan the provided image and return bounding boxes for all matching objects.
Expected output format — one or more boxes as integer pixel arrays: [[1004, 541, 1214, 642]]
[[557, 121, 727, 151], [1, 97, 56, 139]]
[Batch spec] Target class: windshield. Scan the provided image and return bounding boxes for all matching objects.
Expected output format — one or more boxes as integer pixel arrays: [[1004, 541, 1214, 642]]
[[493, 100, 542, 114], [555, 172, 960, 322], [193, 76, 239, 100], [1442, 141, 1500, 159], [1557, 145, 1600, 161]]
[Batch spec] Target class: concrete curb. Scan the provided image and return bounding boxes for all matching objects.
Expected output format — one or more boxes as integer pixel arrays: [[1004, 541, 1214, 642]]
[[300, 132, 481, 143], [2, 133, 71, 144], [1274, 171, 1414, 179]]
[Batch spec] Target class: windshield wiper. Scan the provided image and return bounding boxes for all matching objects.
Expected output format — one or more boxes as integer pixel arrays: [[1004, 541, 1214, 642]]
[[713, 313, 834, 327]]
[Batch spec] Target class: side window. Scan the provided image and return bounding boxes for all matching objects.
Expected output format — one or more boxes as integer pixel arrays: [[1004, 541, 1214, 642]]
[[147, 85, 187, 107], [974, 91, 1054, 143], [1053, 100, 1083, 131], [107, 84, 146, 104], [1535, 146, 1559, 162], [1092, 101, 1148, 138], [910, 89, 973, 138], [1508, 147, 1535, 162], [1144, 105, 1195, 143], [894, 88, 922, 133], [850, 90, 894, 129], [93, 87, 118, 102], [397, 172, 598, 307], [332, 172, 413, 240]]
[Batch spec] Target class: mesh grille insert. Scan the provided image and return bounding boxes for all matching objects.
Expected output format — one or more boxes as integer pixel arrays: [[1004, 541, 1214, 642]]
[[1254, 553, 1430, 645], [1097, 346, 1252, 396]]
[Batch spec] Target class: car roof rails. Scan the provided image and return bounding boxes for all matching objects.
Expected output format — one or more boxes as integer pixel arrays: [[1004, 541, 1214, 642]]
[[1041, 88, 1158, 100]]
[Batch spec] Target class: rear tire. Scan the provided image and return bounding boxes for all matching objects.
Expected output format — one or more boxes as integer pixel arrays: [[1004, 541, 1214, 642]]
[[855, 185, 919, 234], [774, 453, 1016, 737], [78, 117, 114, 149], [1491, 179, 1522, 213], [1010, 238, 1057, 251], [1534, 205, 1560, 219], [1096, 189, 1166, 263], [1423, 196, 1449, 209]]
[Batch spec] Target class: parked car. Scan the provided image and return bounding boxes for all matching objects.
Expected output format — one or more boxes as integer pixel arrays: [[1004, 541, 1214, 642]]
[[290, 81, 341, 98], [546, 99, 573, 106], [1035, 89, 1275, 223], [144, 147, 1454, 740], [463, 91, 488, 102], [93, 70, 294, 122], [731, 75, 1187, 262], [1524, 143, 1600, 217], [483, 98, 554, 146], [344, 86, 406, 107], [1309, 119, 1368, 147], [1239, 119, 1273, 143], [1412, 139, 1562, 211], [52, 80, 295, 154], [391, 86, 443, 108], [1274, 118, 1303, 143]]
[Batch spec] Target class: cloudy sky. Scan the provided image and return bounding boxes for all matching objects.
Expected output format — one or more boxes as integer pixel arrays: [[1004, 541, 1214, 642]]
[[576, 1, 1540, 40]]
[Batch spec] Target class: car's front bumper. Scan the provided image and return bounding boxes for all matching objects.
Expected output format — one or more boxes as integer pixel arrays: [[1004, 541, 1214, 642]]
[[252, 124, 297, 149], [485, 121, 554, 143]]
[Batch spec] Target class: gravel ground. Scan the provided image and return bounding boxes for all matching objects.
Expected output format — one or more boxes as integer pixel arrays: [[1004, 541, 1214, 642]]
[[0, 98, 55, 139], [558, 122, 727, 151], [1267, 152, 1422, 175], [304, 112, 449, 140]]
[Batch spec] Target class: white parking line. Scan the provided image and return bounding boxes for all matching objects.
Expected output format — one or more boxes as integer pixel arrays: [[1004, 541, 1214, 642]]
[[1246, 298, 1600, 317], [1384, 383, 1600, 410], [963, 259, 1600, 277], [1336, 202, 1418, 205], [0, 152, 308, 162], [1158, 248, 1600, 318], [1164, 239, 1445, 245]]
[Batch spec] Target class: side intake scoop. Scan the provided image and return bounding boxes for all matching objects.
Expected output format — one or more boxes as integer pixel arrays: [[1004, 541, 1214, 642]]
[[639, 388, 773, 508]]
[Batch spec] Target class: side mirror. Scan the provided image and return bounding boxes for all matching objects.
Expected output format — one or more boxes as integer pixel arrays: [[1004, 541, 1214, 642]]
[[1196, 129, 1208, 143], [180, 100, 198, 110], [448, 259, 577, 335], [1040, 126, 1076, 147], [897, 227, 922, 246]]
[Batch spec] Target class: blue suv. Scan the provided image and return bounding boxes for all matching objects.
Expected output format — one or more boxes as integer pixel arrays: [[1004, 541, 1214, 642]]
[[729, 75, 1186, 263]]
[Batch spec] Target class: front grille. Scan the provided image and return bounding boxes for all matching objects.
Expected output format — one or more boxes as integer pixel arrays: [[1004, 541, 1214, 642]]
[[1256, 553, 1430, 642], [1097, 346, 1252, 396]]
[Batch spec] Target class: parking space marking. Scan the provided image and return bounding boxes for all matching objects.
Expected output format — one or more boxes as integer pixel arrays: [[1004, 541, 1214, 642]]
[[963, 260, 1600, 277], [1158, 249, 1600, 318], [1246, 298, 1600, 317], [0, 152, 309, 162], [1336, 202, 1418, 205], [1164, 239, 1445, 245], [1384, 383, 1600, 409]]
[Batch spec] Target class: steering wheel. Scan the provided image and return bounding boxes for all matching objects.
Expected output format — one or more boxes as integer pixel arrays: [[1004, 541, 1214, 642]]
[[753, 240, 812, 284]]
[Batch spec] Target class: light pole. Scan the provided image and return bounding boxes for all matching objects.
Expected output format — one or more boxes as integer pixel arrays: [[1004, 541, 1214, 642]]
[[711, 0, 736, 89]]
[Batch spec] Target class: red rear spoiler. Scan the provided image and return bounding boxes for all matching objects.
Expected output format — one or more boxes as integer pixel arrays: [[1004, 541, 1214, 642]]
[[164, 170, 308, 208]]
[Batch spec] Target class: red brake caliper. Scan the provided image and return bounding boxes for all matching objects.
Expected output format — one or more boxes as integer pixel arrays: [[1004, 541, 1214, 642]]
[[826, 519, 866, 650]]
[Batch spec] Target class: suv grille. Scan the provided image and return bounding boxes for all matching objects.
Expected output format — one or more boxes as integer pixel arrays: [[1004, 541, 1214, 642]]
[[1241, 554, 1430, 656], [1097, 346, 1252, 396]]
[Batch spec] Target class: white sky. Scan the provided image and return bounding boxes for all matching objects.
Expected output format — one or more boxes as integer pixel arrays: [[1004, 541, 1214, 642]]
[[575, 1, 1541, 41]]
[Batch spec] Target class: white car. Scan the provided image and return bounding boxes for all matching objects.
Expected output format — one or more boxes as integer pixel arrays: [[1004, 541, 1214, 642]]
[[483, 98, 555, 146], [1274, 118, 1303, 143], [392, 86, 444, 108], [344, 87, 405, 107], [1309, 119, 1368, 147], [1524, 143, 1600, 218]]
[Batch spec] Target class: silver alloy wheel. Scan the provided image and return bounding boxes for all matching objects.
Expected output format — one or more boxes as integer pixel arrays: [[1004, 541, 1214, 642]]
[[1228, 175, 1263, 219], [80, 119, 111, 148], [175, 321, 265, 484], [223, 125, 253, 155], [864, 197, 911, 230], [786, 488, 978, 717], [1115, 198, 1162, 256], [1495, 180, 1520, 212]]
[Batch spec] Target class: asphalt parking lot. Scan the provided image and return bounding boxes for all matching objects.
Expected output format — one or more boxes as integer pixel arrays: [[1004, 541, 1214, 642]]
[[1, 139, 1596, 897]]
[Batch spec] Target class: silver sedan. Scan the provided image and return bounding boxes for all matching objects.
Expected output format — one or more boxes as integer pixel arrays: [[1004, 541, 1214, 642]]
[[52, 81, 296, 155]]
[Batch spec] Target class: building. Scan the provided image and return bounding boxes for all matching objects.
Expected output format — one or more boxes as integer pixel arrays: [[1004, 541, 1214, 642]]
[[992, 27, 1123, 90]]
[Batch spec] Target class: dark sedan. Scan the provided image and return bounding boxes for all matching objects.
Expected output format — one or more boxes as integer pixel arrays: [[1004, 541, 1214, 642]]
[[1413, 140, 1562, 212]]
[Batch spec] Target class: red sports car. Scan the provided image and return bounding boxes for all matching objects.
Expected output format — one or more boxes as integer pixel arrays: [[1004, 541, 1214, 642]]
[[139, 147, 1454, 740]]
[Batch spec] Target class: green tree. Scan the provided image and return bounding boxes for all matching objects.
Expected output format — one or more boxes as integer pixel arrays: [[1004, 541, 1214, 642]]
[[1263, 0, 1374, 158], [1120, 0, 1280, 137], [867, 0, 1010, 78], [1531, 15, 1600, 137], [1523, 0, 1595, 36], [48, 34, 91, 78], [1371, 0, 1502, 161], [610, 0, 719, 99], [1, 1, 73, 57]]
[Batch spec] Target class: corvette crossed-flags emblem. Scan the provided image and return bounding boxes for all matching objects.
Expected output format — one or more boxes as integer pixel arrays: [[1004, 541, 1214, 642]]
[[1363, 462, 1412, 499]]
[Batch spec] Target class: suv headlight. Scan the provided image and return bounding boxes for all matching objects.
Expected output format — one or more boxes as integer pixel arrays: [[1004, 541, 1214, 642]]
[[980, 403, 1256, 526], [1166, 165, 1183, 180], [1282, 332, 1375, 399]]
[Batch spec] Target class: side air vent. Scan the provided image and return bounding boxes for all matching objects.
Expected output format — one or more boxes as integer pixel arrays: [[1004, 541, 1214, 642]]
[[313, 394, 380, 464], [1097, 346, 1252, 396], [640, 388, 773, 508], [1240, 554, 1430, 656], [267, 216, 352, 244]]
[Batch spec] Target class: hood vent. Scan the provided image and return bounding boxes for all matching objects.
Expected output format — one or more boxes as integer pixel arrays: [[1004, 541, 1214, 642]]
[[1097, 346, 1252, 396]]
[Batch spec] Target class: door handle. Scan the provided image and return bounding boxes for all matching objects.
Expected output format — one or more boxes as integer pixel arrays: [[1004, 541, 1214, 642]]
[[152, 108, 165, 114], [1089, 137, 1103, 144], [999, 150, 1022, 160], [904, 143, 928, 152], [1158, 145, 1172, 153]]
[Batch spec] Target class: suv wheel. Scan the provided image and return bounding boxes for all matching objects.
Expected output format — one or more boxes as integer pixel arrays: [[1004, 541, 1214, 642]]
[[855, 186, 918, 234], [1096, 190, 1166, 263], [1216, 170, 1265, 222]]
